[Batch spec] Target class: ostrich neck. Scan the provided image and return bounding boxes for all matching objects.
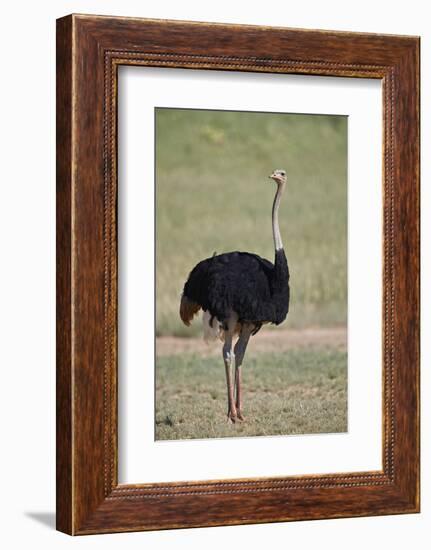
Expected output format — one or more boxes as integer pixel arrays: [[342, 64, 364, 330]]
[[272, 182, 285, 252]]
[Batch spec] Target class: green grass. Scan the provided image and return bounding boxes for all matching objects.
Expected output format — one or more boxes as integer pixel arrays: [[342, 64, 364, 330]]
[[155, 108, 347, 336], [155, 347, 347, 440]]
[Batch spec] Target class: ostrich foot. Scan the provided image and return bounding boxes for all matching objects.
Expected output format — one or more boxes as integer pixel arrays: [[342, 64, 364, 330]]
[[227, 409, 238, 423], [236, 411, 245, 422]]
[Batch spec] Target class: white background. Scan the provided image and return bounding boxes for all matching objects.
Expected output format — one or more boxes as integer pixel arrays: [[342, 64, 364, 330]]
[[118, 68, 382, 483], [0, 1, 428, 549]]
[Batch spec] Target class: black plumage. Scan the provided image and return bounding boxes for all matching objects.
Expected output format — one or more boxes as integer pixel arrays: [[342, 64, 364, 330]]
[[181, 249, 289, 332]]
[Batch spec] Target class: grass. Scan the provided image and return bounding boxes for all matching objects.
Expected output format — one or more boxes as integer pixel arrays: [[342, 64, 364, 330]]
[[155, 108, 347, 336], [155, 347, 347, 441]]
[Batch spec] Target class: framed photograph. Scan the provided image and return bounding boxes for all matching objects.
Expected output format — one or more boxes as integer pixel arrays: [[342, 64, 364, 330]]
[[56, 14, 420, 535]]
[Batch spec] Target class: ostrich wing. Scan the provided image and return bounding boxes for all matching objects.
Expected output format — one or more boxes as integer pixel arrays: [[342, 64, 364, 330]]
[[182, 251, 278, 325]]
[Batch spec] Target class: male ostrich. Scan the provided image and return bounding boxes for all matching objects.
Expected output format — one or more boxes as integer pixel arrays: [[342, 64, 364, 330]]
[[179, 169, 290, 422]]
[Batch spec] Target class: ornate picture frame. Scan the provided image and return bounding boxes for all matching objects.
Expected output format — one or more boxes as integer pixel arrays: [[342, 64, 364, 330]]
[[56, 14, 420, 534]]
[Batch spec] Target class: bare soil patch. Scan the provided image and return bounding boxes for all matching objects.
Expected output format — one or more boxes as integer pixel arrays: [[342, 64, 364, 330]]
[[156, 326, 347, 357]]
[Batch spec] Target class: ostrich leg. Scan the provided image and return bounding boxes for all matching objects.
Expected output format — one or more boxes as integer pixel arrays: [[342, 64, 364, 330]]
[[223, 313, 238, 423], [233, 324, 253, 421]]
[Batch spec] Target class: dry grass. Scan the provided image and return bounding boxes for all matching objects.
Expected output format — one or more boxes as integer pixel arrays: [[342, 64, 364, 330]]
[[155, 345, 347, 441]]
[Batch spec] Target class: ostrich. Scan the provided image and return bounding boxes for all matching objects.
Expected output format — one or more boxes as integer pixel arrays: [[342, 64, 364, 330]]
[[179, 169, 290, 422]]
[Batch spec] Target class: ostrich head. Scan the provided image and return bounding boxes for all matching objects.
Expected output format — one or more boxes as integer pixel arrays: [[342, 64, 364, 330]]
[[269, 169, 287, 185]]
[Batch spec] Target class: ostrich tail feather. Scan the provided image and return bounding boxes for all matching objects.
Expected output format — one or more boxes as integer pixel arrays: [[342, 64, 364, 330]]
[[179, 294, 201, 326]]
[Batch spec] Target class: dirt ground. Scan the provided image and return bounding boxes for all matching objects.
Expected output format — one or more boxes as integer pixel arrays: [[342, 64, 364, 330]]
[[156, 326, 347, 357]]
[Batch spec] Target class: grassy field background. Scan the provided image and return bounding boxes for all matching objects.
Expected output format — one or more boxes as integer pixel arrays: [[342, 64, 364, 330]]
[[155, 108, 347, 440], [156, 108, 347, 336], [156, 335, 347, 440]]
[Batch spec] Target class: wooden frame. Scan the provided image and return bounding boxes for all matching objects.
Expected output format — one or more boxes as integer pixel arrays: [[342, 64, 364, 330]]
[[56, 14, 420, 535]]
